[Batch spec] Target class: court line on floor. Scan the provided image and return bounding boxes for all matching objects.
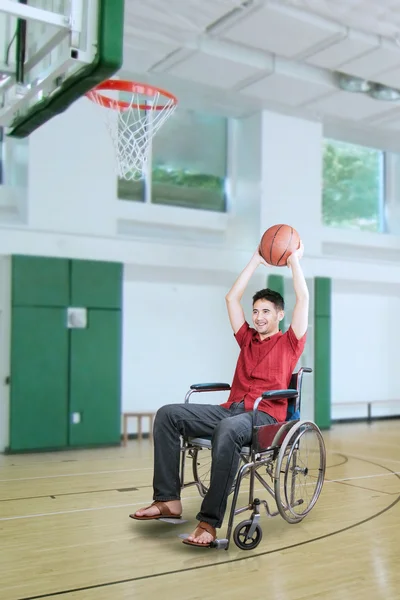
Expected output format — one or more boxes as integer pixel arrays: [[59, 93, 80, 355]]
[[0, 486, 143, 503], [326, 455, 348, 469], [0, 502, 141, 521], [0, 495, 202, 521], [2, 468, 398, 521], [0, 452, 145, 470], [0, 451, 348, 483], [12, 459, 400, 600], [0, 467, 152, 483], [0, 454, 349, 484], [346, 441, 400, 453], [325, 471, 400, 484], [0, 461, 357, 503], [333, 451, 400, 466], [328, 480, 395, 496]]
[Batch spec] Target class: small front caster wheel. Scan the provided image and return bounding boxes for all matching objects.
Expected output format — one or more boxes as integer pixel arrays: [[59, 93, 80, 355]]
[[233, 520, 262, 550]]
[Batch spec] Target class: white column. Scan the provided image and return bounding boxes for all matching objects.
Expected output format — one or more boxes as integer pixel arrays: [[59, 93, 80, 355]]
[[260, 110, 323, 256], [260, 111, 323, 421]]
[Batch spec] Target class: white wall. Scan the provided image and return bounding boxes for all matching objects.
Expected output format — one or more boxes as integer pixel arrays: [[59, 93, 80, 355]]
[[121, 263, 268, 434], [331, 280, 400, 420], [27, 98, 117, 236], [1, 95, 400, 446], [122, 269, 234, 420]]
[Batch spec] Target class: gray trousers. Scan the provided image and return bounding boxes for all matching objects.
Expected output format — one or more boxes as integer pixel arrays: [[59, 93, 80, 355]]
[[152, 401, 276, 528]]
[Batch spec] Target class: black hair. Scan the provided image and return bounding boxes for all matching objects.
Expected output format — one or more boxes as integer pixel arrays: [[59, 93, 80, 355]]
[[252, 288, 284, 311]]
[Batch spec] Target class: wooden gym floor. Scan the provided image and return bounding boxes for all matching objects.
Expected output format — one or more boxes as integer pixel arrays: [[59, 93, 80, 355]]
[[1, 420, 399, 600]]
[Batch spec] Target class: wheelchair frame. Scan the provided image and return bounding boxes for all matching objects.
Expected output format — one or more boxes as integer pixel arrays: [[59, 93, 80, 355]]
[[180, 367, 326, 550]]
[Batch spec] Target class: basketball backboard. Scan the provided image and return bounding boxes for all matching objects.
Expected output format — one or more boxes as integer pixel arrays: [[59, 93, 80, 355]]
[[0, 0, 124, 138]]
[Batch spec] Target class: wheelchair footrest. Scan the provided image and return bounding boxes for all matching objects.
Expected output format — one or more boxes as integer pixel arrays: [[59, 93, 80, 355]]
[[159, 517, 188, 525], [210, 538, 229, 550]]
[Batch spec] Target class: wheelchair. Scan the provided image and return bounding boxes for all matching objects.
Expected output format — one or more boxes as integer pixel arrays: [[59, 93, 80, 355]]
[[180, 367, 326, 550]]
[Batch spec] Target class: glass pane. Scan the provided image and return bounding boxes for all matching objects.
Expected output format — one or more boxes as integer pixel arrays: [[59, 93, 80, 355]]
[[151, 109, 227, 212], [322, 139, 384, 232], [117, 177, 144, 202], [116, 90, 147, 201]]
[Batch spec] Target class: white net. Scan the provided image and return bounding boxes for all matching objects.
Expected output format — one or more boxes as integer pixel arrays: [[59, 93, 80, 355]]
[[87, 84, 177, 181]]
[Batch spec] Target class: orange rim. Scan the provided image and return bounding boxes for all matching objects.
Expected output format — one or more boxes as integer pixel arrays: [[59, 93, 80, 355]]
[[85, 79, 178, 111]]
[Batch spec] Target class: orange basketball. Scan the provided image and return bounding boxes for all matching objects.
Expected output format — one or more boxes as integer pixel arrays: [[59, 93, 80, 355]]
[[259, 224, 300, 267]]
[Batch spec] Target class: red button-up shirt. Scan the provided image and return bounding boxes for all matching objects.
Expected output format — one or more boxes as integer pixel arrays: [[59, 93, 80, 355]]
[[220, 321, 307, 422]]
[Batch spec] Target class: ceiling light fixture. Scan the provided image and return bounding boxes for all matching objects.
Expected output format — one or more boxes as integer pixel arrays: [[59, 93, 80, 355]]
[[334, 71, 400, 102], [336, 72, 372, 93], [368, 83, 400, 102]]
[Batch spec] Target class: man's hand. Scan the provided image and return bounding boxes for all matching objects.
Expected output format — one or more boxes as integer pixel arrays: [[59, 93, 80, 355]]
[[287, 240, 304, 267], [252, 246, 271, 268]]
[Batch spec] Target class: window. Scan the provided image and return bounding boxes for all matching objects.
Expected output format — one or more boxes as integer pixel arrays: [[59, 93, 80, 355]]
[[322, 138, 384, 232], [117, 108, 227, 212]]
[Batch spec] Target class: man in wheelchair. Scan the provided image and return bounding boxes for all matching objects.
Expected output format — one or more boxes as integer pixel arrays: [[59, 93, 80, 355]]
[[130, 242, 309, 548]]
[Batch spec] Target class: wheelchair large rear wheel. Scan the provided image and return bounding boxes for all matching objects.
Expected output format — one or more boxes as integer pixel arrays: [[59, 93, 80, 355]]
[[274, 420, 326, 524], [191, 447, 212, 497], [191, 447, 240, 498]]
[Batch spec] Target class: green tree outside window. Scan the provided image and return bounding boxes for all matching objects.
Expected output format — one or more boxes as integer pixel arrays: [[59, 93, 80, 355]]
[[322, 139, 384, 232]]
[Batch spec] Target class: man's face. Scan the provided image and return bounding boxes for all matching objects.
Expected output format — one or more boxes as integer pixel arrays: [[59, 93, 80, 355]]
[[252, 299, 283, 338]]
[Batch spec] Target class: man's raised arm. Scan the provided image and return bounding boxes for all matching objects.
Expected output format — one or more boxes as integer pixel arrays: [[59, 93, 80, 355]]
[[225, 248, 269, 334], [287, 242, 309, 340]]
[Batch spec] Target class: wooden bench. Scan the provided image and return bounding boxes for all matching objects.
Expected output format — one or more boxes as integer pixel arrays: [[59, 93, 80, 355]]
[[122, 412, 155, 446]]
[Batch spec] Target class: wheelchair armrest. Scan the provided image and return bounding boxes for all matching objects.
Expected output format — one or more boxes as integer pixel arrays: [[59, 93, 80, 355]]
[[253, 389, 298, 413], [185, 382, 231, 404], [262, 389, 298, 400], [190, 383, 231, 392]]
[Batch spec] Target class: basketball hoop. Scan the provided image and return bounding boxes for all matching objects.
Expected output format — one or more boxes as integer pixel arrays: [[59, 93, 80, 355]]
[[85, 80, 178, 181]]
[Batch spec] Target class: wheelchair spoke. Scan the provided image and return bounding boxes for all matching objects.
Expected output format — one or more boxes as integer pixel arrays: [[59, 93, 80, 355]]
[[192, 447, 212, 496], [191, 445, 246, 498]]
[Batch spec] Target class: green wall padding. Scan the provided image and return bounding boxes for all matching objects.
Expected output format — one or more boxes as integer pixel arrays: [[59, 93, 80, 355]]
[[10, 307, 69, 451], [71, 259, 123, 309], [314, 277, 331, 429], [69, 310, 122, 447], [9, 255, 123, 452], [267, 273, 285, 331], [12, 255, 69, 307]]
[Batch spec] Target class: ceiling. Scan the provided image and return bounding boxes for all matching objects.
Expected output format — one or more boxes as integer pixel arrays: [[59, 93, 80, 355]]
[[121, 0, 400, 143]]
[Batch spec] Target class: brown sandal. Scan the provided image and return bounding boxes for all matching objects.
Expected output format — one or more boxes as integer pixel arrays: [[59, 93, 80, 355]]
[[182, 521, 216, 547], [129, 501, 182, 521]]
